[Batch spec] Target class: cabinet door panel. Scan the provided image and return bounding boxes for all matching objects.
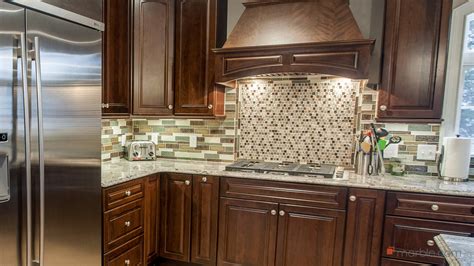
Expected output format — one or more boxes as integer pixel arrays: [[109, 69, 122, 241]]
[[103, 0, 131, 115], [160, 173, 192, 262], [174, 0, 218, 116], [144, 175, 159, 263], [276, 204, 346, 266], [379, 0, 451, 121], [133, 0, 174, 115], [191, 176, 219, 265], [218, 198, 278, 266], [343, 189, 386, 266]]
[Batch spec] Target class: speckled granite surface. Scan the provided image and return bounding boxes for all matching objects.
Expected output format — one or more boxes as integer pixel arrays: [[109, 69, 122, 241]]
[[101, 159, 474, 197], [435, 234, 474, 266]]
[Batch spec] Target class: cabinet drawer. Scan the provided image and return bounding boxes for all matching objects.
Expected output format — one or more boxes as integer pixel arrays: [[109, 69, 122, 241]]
[[386, 192, 474, 223], [220, 178, 347, 209], [381, 258, 439, 266], [104, 199, 144, 252], [104, 179, 144, 211], [383, 216, 474, 264], [104, 236, 144, 266]]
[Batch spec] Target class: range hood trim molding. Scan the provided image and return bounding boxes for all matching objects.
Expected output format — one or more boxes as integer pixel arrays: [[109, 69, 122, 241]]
[[214, 39, 375, 82]]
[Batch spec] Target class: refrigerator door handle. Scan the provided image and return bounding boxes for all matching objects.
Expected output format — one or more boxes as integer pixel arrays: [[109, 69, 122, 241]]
[[19, 32, 34, 266], [32, 36, 45, 266]]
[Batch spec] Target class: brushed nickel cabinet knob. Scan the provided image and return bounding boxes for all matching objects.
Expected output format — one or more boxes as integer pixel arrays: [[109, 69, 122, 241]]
[[208, 104, 213, 109], [202, 177, 207, 183], [431, 205, 439, 211], [379, 105, 387, 111], [427, 240, 435, 247], [168, 105, 173, 110], [279, 210, 285, 216], [349, 195, 357, 202], [125, 221, 131, 227], [271, 210, 277, 216], [125, 190, 131, 197], [125, 259, 130, 265], [185, 180, 191, 186]]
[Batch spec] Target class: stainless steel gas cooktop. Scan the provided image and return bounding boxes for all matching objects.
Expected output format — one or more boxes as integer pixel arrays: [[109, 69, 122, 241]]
[[225, 160, 339, 179]]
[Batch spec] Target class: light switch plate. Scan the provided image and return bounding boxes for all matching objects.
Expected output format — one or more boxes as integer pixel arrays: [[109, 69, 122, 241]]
[[190, 135, 197, 148], [417, 144, 437, 161]]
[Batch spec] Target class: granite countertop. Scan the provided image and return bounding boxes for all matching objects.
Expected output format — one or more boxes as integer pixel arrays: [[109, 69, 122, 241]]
[[101, 159, 474, 197], [434, 234, 474, 266]]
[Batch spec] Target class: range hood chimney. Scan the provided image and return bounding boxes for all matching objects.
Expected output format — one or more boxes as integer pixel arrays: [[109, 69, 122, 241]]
[[213, 0, 375, 83]]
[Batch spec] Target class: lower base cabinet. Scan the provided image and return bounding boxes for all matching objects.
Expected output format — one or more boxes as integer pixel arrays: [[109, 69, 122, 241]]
[[160, 173, 219, 265], [343, 189, 386, 266], [102, 175, 474, 266], [218, 198, 278, 266], [381, 258, 438, 266], [104, 236, 144, 266], [217, 198, 346, 266]]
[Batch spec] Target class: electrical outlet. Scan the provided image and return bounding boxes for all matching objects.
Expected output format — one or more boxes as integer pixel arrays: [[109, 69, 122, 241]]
[[151, 134, 159, 145], [190, 135, 197, 148], [417, 144, 437, 161], [384, 144, 399, 159], [121, 135, 127, 146]]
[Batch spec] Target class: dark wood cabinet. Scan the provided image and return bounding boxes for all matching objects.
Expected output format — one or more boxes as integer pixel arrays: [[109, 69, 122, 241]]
[[343, 189, 386, 266], [103, 0, 132, 116], [174, 0, 227, 116], [191, 176, 219, 265], [383, 216, 474, 264], [218, 178, 347, 266], [104, 236, 144, 266], [276, 204, 346, 266], [144, 176, 159, 262], [132, 0, 175, 116], [378, 0, 452, 122], [381, 258, 437, 266], [160, 173, 193, 262], [218, 198, 279, 266]]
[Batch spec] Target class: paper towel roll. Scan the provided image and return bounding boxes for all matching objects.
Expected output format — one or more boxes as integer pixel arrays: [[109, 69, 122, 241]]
[[441, 137, 472, 180]]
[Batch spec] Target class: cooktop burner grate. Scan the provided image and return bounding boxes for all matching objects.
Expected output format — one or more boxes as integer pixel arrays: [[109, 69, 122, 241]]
[[226, 160, 337, 178]]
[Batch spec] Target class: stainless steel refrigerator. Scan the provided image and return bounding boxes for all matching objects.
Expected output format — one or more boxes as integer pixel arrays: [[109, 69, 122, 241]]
[[0, 1, 103, 265]]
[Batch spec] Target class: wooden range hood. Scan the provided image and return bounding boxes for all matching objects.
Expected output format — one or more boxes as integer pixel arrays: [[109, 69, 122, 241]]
[[213, 0, 376, 83]]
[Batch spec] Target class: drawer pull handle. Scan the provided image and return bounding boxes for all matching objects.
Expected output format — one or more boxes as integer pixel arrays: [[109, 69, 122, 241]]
[[349, 195, 357, 202], [427, 240, 435, 247], [271, 210, 277, 216], [125, 221, 131, 227], [279, 210, 285, 216], [431, 204, 439, 211], [125, 190, 131, 197], [202, 177, 207, 183], [185, 180, 191, 186], [124, 259, 130, 265]]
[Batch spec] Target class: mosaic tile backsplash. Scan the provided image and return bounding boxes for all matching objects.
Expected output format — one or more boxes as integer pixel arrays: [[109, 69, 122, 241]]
[[238, 77, 359, 166], [101, 76, 473, 177], [101, 88, 238, 163]]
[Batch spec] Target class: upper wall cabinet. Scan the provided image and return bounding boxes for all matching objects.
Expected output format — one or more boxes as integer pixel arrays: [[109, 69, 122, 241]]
[[174, 0, 227, 116], [378, 0, 452, 122], [103, 0, 132, 116], [132, 0, 175, 116]]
